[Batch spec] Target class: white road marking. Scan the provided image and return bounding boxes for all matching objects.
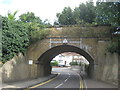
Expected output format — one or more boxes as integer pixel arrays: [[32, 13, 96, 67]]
[[64, 78, 69, 82], [55, 83, 63, 88], [55, 73, 70, 88], [68, 73, 71, 77]]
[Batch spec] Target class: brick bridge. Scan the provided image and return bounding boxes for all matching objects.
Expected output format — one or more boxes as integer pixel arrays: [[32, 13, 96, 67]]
[[2, 26, 118, 85], [25, 26, 118, 85]]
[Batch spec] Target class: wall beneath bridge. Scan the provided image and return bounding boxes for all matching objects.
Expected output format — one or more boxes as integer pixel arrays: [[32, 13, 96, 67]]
[[1, 53, 30, 82], [96, 41, 118, 85]]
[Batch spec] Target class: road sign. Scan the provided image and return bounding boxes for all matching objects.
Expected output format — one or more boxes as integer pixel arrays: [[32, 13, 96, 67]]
[[29, 60, 33, 65]]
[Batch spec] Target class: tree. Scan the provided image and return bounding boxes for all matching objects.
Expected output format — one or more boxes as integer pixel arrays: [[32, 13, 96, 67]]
[[20, 12, 44, 33], [7, 11, 18, 21], [19, 12, 42, 24], [73, 7, 82, 24], [56, 2, 96, 25], [95, 2, 120, 26], [54, 20, 59, 25], [43, 19, 51, 27], [57, 7, 76, 25], [76, 2, 96, 24]]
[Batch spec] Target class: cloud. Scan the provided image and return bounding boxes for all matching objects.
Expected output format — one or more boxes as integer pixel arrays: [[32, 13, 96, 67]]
[[0, 0, 12, 4], [0, 0, 88, 24]]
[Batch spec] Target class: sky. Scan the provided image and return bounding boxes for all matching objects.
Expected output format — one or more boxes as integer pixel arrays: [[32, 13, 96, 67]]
[[0, 0, 96, 24]]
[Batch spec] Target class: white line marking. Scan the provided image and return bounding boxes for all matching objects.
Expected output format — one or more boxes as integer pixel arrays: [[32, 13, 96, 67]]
[[55, 83, 63, 88], [64, 78, 69, 82]]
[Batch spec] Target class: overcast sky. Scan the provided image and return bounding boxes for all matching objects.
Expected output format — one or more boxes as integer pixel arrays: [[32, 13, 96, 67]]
[[0, 0, 96, 24]]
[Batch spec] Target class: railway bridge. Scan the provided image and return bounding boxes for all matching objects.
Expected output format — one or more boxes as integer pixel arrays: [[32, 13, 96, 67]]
[[2, 26, 118, 85]]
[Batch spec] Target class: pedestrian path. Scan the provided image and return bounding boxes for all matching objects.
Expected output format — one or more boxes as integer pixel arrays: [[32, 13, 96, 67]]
[[79, 71, 118, 89], [72, 69, 118, 89], [1, 74, 57, 89], [84, 78, 118, 88]]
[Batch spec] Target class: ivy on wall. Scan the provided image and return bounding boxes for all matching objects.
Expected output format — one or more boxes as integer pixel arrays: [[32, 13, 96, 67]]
[[107, 37, 120, 54], [2, 18, 30, 63], [1, 12, 50, 63]]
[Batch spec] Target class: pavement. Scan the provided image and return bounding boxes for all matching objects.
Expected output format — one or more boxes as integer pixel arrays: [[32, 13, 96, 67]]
[[1, 73, 57, 89], [79, 71, 118, 89], [83, 78, 118, 88], [71, 67, 118, 89]]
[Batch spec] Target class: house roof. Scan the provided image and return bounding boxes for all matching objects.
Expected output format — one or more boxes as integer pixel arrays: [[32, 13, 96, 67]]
[[61, 52, 80, 56]]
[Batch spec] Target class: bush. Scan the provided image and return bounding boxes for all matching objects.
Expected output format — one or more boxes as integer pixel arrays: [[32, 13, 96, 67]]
[[70, 61, 79, 65], [79, 62, 85, 66], [50, 61, 58, 66], [30, 29, 49, 44], [2, 18, 30, 63], [107, 41, 118, 53], [1, 13, 50, 63]]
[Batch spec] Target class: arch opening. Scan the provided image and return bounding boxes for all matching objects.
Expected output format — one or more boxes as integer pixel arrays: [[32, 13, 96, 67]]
[[51, 52, 90, 76], [38, 45, 94, 78], [51, 52, 89, 67]]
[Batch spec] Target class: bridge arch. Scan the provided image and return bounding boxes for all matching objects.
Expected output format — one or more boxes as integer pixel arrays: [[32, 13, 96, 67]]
[[38, 45, 94, 78]]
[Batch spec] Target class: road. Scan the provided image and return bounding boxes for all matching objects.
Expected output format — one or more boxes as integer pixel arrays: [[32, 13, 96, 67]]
[[30, 67, 81, 89]]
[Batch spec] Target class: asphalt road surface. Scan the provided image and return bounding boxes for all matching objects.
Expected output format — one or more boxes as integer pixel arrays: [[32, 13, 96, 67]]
[[30, 67, 81, 89]]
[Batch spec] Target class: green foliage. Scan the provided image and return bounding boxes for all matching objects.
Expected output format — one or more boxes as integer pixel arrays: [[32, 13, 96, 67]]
[[79, 62, 85, 66], [1, 11, 50, 63], [95, 2, 120, 26], [75, 2, 96, 24], [19, 12, 42, 23], [43, 19, 52, 27], [70, 61, 79, 65], [30, 29, 49, 43], [50, 61, 58, 66], [56, 2, 96, 25], [57, 7, 76, 25], [107, 40, 119, 54], [7, 11, 18, 21], [2, 18, 30, 63], [19, 12, 50, 43], [56, 2, 120, 26], [107, 42, 117, 53]]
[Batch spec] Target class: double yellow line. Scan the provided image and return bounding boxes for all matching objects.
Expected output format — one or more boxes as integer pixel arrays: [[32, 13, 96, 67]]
[[80, 80, 84, 90]]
